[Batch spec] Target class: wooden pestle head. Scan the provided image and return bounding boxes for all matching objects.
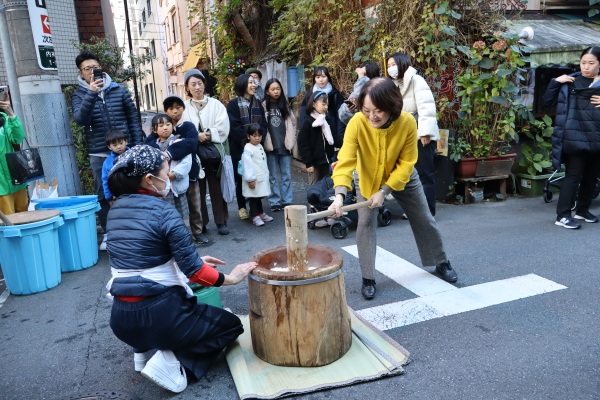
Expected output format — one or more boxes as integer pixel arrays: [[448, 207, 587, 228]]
[[284, 205, 309, 272]]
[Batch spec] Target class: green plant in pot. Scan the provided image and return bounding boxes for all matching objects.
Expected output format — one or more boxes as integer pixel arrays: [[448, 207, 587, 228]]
[[518, 115, 553, 176], [453, 33, 533, 159]]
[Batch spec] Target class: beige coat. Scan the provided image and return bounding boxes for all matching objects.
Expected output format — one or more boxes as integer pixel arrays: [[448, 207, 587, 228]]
[[262, 101, 297, 152], [394, 66, 440, 141]]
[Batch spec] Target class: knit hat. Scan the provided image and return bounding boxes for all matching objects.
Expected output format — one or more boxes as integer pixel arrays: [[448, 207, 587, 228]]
[[108, 145, 165, 177], [183, 69, 205, 85], [245, 68, 262, 80]]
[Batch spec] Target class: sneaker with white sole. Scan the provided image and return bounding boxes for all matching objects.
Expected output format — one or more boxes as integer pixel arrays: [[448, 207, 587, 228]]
[[238, 208, 249, 220], [555, 217, 581, 229], [134, 349, 156, 372], [574, 211, 599, 223], [141, 350, 187, 393], [259, 213, 273, 222], [252, 216, 265, 226], [315, 219, 328, 228], [99, 234, 107, 251]]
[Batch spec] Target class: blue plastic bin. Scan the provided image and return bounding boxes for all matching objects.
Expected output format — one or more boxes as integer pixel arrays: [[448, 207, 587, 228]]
[[0, 215, 64, 295], [34, 196, 100, 272]]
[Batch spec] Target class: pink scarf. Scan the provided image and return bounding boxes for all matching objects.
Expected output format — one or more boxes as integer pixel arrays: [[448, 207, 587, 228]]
[[311, 111, 334, 145]]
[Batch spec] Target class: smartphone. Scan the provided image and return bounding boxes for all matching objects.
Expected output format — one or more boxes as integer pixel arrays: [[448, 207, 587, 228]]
[[93, 68, 104, 83], [0, 86, 8, 101], [344, 100, 356, 108]]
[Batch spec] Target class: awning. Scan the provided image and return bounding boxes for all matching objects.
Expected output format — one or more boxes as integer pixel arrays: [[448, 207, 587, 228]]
[[505, 20, 600, 67], [182, 43, 209, 72]]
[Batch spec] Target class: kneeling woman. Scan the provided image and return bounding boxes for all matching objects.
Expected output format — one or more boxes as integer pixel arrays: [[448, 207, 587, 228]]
[[106, 145, 256, 393], [329, 78, 457, 300]]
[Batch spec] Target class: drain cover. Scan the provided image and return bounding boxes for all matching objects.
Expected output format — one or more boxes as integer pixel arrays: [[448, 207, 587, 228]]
[[58, 391, 140, 400]]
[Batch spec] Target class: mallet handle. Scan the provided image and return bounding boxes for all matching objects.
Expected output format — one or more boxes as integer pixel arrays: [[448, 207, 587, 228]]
[[306, 200, 373, 222], [0, 210, 13, 226]]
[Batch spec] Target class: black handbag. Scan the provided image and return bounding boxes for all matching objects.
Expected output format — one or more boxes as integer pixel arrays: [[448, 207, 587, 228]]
[[196, 118, 222, 165], [5, 138, 45, 185]]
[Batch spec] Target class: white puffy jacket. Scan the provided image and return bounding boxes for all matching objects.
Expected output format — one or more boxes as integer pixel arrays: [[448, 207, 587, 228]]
[[394, 66, 440, 141]]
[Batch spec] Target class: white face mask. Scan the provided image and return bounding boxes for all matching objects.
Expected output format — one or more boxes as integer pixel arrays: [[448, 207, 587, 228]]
[[254, 79, 261, 86], [387, 65, 399, 79], [150, 174, 171, 197]]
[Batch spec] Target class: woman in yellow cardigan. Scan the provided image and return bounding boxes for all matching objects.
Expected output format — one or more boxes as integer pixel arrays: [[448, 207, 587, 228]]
[[329, 78, 457, 300]]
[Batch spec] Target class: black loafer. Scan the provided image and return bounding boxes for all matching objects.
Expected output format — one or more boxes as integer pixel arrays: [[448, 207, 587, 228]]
[[435, 260, 458, 283], [217, 222, 229, 235], [271, 204, 282, 212], [192, 233, 209, 244], [361, 278, 376, 300]]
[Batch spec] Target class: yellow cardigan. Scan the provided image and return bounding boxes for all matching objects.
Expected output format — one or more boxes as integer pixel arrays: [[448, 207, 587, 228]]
[[332, 111, 418, 198]]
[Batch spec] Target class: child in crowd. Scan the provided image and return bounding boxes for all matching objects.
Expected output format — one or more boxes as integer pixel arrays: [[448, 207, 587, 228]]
[[161, 95, 208, 243], [100, 129, 129, 250], [297, 91, 340, 187], [151, 113, 192, 218], [241, 123, 273, 226], [263, 78, 297, 212]]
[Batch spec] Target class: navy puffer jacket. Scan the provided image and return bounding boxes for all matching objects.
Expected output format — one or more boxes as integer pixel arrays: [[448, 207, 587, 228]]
[[71, 82, 144, 154], [144, 121, 200, 180], [106, 194, 206, 297], [543, 73, 600, 169]]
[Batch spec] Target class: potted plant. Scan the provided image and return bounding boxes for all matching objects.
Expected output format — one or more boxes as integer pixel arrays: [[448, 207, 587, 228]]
[[514, 115, 563, 197], [450, 33, 533, 178]]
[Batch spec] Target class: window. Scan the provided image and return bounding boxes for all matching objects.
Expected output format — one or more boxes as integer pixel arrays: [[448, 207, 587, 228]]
[[144, 85, 150, 110], [149, 83, 155, 107], [147, 0, 152, 15], [151, 40, 156, 57], [138, 22, 142, 36], [171, 12, 179, 44], [142, 10, 146, 27]]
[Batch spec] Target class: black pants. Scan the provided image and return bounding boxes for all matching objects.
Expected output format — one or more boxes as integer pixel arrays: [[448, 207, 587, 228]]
[[110, 286, 243, 380], [233, 158, 247, 210], [557, 153, 600, 218], [248, 197, 264, 217], [415, 140, 436, 216]]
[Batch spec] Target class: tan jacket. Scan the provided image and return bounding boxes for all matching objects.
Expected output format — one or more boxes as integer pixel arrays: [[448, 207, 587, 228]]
[[262, 101, 297, 152]]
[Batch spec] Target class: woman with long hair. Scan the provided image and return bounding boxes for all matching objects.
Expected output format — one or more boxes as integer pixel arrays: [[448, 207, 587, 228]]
[[543, 46, 600, 229], [263, 78, 297, 211], [226, 74, 268, 220]]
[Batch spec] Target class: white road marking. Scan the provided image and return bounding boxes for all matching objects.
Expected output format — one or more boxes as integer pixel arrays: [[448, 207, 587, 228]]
[[342, 245, 457, 297], [343, 246, 568, 331], [0, 288, 9, 309]]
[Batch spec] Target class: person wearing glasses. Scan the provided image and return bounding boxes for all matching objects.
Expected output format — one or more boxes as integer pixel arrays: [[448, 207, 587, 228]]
[[71, 50, 144, 250]]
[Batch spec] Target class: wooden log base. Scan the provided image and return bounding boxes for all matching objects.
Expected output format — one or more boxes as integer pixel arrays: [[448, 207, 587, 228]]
[[248, 245, 352, 367]]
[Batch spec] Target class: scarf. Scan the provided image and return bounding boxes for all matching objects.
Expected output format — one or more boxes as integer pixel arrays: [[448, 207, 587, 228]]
[[78, 73, 113, 100], [312, 82, 333, 96], [311, 111, 333, 145], [157, 134, 180, 152], [238, 96, 262, 129]]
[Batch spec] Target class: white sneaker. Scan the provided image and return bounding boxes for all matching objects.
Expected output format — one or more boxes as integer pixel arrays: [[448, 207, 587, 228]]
[[141, 350, 187, 393], [252, 216, 265, 226], [99, 234, 107, 251], [315, 219, 328, 228], [259, 213, 273, 222], [134, 349, 156, 372]]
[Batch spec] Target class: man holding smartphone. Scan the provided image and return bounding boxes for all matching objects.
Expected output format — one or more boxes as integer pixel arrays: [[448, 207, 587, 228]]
[[71, 50, 143, 250]]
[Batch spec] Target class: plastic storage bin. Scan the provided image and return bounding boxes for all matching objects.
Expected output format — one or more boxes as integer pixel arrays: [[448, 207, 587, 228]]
[[189, 283, 223, 308], [0, 215, 64, 295], [34, 196, 100, 272], [515, 172, 564, 196]]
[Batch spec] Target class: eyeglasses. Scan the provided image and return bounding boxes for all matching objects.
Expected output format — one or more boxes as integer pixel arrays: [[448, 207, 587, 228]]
[[81, 65, 101, 72]]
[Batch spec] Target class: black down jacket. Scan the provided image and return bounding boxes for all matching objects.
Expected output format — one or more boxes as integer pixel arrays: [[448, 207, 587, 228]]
[[71, 82, 144, 154], [542, 73, 600, 170], [106, 194, 211, 297], [297, 114, 343, 168]]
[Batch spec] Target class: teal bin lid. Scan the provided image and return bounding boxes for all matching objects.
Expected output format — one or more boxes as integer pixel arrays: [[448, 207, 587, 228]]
[[33, 195, 98, 211]]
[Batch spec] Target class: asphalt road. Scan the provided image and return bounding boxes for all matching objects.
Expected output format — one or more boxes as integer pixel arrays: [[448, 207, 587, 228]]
[[1, 169, 600, 400]]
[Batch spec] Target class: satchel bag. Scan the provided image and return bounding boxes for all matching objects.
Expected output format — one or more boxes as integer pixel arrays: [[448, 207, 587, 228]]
[[5, 137, 45, 185]]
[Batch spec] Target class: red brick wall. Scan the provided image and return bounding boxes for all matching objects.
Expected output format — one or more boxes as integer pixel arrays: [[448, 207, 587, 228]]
[[74, 0, 106, 42]]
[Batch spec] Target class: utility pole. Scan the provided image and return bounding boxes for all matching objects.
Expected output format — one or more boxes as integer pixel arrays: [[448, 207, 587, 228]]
[[123, 0, 141, 118], [0, 0, 81, 196]]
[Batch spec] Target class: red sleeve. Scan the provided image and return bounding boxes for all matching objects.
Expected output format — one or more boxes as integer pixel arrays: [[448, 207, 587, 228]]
[[189, 263, 224, 287]]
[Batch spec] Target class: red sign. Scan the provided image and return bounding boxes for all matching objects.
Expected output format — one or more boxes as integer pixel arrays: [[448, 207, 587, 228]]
[[41, 15, 51, 34]]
